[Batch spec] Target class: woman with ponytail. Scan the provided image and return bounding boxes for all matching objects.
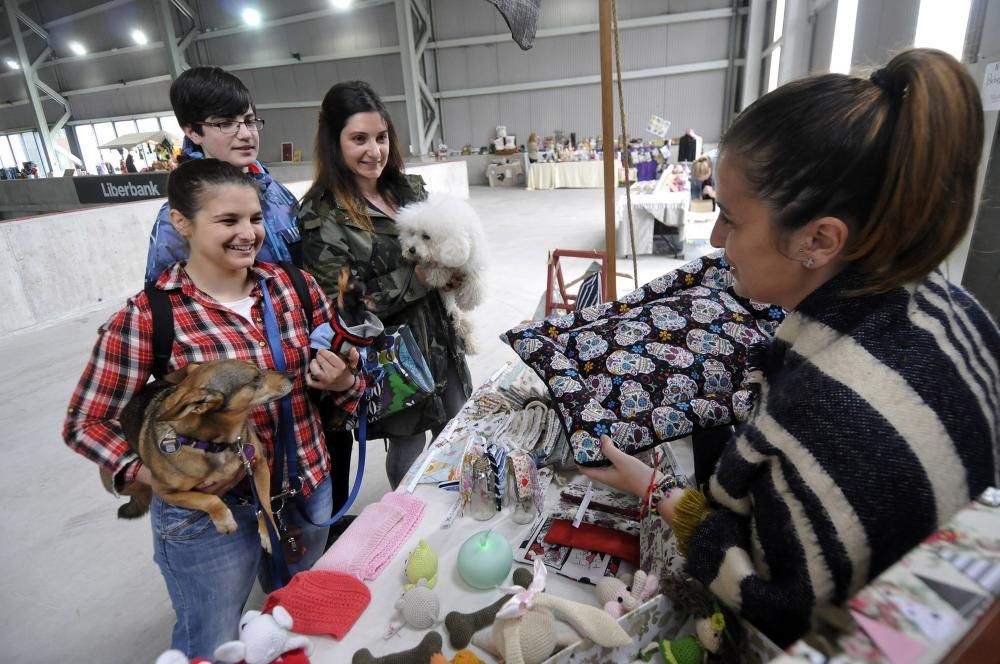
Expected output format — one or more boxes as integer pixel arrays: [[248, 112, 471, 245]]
[[581, 48, 1000, 646]]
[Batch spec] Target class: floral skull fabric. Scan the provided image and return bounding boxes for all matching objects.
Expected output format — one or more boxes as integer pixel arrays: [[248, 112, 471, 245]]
[[502, 252, 785, 465]]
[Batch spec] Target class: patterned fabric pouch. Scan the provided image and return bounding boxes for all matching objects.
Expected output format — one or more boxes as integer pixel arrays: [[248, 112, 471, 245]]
[[560, 482, 641, 520], [502, 251, 784, 465], [551, 499, 640, 537]]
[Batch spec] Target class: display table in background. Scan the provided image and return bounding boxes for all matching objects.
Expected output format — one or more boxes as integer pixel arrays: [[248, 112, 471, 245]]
[[615, 189, 689, 257], [527, 161, 604, 190]]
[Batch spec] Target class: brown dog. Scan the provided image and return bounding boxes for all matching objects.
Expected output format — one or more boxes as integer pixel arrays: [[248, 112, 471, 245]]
[[101, 359, 293, 552]]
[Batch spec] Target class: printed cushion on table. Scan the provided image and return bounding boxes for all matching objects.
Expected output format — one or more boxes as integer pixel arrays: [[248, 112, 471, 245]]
[[502, 251, 784, 465]]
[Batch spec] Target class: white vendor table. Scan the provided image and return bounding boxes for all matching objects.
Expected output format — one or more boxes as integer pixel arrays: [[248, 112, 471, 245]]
[[527, 160, 614, 190], [615, 189, 690, 257], [308, 364, 696, 663], [527, 160, 642, 191]]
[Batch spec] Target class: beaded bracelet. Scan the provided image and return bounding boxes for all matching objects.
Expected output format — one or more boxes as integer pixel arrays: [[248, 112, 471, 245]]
[[639, 468, 659, 520]]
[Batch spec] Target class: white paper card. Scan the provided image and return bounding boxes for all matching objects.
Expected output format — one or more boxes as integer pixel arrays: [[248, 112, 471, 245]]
[[983, 62, 1000, 111]]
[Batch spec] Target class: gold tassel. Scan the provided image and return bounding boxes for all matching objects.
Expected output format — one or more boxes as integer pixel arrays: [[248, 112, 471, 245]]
[[672, 488, 710, 556]]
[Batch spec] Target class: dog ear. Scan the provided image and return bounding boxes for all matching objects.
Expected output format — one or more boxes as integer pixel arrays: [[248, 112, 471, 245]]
[[159, 387, 226, 422], [162, 363, 199, 385], [437, 235, 471, 268]]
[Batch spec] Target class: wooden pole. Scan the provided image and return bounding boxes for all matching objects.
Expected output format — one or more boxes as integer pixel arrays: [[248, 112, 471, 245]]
[[599, 0, 617, 301]]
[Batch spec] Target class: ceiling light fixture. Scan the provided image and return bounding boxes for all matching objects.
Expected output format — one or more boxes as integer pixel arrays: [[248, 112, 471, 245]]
[[68, 41, 87, 56], [242, 8, 262, 27], [131, 29, 148, 46], [4, 58, 19, 69], [331, 0, 354, 9]]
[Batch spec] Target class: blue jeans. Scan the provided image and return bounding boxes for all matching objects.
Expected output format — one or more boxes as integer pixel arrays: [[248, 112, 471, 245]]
[[151, 475, 333, 658]]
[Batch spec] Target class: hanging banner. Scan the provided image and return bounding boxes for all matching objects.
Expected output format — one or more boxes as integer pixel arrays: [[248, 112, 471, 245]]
[[72, 173, 170, 204]]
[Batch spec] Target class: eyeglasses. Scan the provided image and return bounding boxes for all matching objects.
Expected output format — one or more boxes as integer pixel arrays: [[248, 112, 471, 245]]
[[197, 118, 265, 134]]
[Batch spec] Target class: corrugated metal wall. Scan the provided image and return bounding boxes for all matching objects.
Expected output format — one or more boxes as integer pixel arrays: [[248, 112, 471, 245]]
[[431, 0, 733, 148], [0, 0, 737, 161]]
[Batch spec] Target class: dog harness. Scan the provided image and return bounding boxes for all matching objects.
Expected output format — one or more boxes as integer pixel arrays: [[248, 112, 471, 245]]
[[157, 431, 249, 456]]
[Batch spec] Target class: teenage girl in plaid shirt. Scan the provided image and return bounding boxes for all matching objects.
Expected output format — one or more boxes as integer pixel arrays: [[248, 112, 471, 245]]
[[63, 159, 363, 658]]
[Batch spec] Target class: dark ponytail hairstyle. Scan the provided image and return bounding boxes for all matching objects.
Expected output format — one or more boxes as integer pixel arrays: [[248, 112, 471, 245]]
[[304, 80, 408, 232], [167, 158, 256, 220], [721, 48, 984, 293]]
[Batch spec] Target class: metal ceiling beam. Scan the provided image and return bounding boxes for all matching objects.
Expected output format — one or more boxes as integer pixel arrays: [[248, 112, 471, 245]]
[[0, 0, 140, 48], [224, 45, 401, 72], [427, 7, 735, 49], [36, 42, 165, 69], [42, 0, 139, 29], [194, 0, 394, 42], [395, 0, 438, 156], [740, 0, 766, 110], [434, 59, 734, 100], [61, 74, 172, 97], [156, 0, 186, 77], [255, 95, 407, 111], [34, 76, 70, 133], [4, 0, 55, 172]]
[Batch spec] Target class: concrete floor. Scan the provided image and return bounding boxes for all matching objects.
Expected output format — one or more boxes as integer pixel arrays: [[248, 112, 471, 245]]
[[0, 185, 683, 663]]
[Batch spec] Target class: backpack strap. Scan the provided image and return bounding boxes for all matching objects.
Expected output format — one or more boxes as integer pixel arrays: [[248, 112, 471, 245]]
[[278, 261, 313, 329], [144, 263, 310, 382], [145, 283, 174, 381]]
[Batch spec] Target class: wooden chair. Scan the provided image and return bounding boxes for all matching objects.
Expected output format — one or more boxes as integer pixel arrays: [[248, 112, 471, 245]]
[[544, 249, 609, 317]]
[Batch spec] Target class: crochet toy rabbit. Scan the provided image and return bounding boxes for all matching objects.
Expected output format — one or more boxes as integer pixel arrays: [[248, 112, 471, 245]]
[[214, 607, 312, 664], [596, 570, 660, 617], [473, 559, 632, 664]]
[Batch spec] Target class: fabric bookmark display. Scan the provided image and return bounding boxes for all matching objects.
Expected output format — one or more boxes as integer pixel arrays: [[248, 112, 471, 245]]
[[313, 492, 425, 581], [544, 519, 640, 566], [483, 442, 509, 510]]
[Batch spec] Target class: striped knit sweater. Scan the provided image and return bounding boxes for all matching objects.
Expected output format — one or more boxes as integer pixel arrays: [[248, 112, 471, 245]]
[[684, 268, 1000, 647]]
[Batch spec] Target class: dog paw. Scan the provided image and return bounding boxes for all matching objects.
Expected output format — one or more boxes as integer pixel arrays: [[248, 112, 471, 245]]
[[212, 510, 239, 535]]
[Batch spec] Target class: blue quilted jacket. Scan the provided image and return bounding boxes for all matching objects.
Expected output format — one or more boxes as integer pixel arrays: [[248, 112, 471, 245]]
[[144, 141, 301, 284]]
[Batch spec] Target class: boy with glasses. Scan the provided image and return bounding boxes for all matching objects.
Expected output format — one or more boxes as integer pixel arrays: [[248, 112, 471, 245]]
[[145, 66, 300, 283]]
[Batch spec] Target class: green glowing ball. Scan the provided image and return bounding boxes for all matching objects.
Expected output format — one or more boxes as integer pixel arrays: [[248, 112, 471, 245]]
[[457, 530, 514, 590]]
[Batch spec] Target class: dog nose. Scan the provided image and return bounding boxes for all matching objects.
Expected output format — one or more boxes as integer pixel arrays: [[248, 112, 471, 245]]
[[408, 247, 416, 254]]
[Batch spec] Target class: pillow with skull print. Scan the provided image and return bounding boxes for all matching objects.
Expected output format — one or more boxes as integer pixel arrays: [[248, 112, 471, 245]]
[[502, 251, 785, 465]]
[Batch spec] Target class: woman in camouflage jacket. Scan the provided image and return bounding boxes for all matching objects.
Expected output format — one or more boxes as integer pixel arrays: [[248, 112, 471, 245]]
[[298, 80, 472, 488]]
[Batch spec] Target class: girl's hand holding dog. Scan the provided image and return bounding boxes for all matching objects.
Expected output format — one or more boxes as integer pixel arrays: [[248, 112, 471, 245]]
[[442, 271, 466, 292], [195, 468, 247, 496], [306, 348, 359, 392], [132, 463, 245, 497]]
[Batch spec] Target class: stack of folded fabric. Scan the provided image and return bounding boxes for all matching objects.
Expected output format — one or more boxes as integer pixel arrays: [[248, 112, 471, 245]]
[[543, 483, 643, 565], [313, 492, 426, 580]]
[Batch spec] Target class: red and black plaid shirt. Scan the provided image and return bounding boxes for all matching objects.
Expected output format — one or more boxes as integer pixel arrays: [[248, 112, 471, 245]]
[[63, 261, 363, 496]]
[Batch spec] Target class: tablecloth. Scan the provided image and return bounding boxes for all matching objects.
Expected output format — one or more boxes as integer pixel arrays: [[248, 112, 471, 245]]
[[615, 189, 690, 256], [527, 161, 605, 190], [306, 363, 696, 662]]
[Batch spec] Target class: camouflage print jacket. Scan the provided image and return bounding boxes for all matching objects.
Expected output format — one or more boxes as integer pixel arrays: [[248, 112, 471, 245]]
[[298, 174, 472, 437]]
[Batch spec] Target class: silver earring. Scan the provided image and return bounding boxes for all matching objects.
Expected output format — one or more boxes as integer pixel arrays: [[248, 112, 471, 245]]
[[803, 257, 816, 268]]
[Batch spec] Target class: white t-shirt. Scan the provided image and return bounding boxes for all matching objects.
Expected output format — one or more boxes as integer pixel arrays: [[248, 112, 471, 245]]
[[220, 295, 258, 329]]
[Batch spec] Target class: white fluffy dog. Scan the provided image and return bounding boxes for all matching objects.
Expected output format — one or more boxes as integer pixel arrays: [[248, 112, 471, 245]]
[[396, 192, 487, 353]]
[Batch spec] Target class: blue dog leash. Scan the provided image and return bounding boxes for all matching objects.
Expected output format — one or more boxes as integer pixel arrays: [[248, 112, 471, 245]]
[[259, 279, 368, 586]]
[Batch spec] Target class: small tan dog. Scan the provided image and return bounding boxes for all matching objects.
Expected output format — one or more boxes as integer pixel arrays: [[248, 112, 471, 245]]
[[101, 359, 293, 552]]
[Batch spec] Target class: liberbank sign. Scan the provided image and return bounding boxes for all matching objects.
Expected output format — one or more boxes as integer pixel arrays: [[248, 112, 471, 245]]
[[73, 173, 169, 204]]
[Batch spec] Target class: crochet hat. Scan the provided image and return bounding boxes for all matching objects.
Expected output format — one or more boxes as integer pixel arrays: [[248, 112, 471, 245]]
[[262, 570, 371, 640]]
